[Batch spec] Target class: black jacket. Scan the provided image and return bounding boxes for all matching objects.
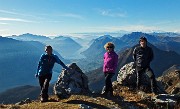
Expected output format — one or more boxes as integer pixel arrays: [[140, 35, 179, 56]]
[[133, 46, 154, 68]]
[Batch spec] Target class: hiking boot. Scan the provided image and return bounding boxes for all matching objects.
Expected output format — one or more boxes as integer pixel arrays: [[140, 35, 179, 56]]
[[152, 90, 158, 95], [109, 91, 114, 97], [136, 88, 141, 93], [40, 97, 48, 102], [101, 91, 108, 96], [151, 88, 158, 95]]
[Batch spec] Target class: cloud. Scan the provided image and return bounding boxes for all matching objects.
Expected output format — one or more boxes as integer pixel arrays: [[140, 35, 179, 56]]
[[0, 17, 35, 23], [0, 9, 18, 15], [0, 29, 9, 32], [0, 9, 44, 20], [57, 13, 85, 20], [97, 9, 126, 17], [86, 25, 158, 32], [0, 22, 8, 25], [37, 20, 64, 23]]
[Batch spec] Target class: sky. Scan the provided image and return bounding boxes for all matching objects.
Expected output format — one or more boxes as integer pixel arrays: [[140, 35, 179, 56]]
[[0, 0, 180, 36]]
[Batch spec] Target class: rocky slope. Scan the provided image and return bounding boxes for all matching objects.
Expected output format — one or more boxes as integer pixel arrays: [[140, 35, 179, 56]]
[[157, 65, 180, 94]]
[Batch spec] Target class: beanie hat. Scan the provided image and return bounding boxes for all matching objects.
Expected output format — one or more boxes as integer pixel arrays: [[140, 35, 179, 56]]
[[139, 36, 147, 43]]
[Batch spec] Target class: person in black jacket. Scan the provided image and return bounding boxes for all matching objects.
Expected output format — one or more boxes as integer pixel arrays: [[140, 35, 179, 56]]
[[133, 37, 158, 94]]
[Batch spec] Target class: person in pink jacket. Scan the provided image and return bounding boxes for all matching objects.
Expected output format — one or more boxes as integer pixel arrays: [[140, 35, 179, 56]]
[[102, 42, 118, 96]]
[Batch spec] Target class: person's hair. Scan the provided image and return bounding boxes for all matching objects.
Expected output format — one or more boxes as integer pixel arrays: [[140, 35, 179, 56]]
[[45, 45, 53, 50], [139, 36, 147, 43], [104, 42, 115, 50]]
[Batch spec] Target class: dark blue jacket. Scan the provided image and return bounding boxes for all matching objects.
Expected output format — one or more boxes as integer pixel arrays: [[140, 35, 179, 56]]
[[36, 54, 68, 76]]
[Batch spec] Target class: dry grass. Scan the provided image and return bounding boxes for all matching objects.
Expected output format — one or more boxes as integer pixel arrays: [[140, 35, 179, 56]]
[[2, 81, 179, 109], [0, 94, 123, 109]]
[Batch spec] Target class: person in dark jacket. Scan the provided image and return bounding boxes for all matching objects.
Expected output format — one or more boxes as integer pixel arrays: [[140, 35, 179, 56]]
[[35, 45, 69, 102], [102, 42, 118, 96], [133, 37, 158, 94]]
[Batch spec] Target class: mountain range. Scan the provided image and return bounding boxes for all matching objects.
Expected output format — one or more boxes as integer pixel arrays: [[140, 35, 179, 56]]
[[84, 32, 180, 60], [82, 35, 126, 59], [8, 33, 50, 42], [76, 32, 180, 73], [8, 33, 82, 59], [44, 36, 82, 59], [0, 32, 180, 107], [1, 32, 180, 92]]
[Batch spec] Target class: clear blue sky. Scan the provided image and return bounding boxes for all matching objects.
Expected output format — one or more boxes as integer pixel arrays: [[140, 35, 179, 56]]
[[0, 0, 180, 36]]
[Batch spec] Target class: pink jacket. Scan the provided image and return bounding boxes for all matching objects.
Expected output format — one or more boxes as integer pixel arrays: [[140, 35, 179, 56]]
[[103, 51, 118, 73]]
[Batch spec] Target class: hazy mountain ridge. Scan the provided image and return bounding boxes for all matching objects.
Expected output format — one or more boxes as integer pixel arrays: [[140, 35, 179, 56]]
[[8, 34, 83, 59], [82, 35, 126, 59], [0, 37, 67, 92], [8, 33, 50, 42], [77, 32, 180, 73], [45, 36, 82, 59], [0, 85, 43, 104], [83, 32, 180, 61]]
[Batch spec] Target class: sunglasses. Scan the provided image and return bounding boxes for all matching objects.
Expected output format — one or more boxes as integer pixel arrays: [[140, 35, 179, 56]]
[[140, 40, 145, 42], [107, 46, 113, 48]]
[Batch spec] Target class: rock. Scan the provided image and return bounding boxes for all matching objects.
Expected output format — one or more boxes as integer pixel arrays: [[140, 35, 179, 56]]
[[79, 104, 93, 109], [171, 87, 180, 94], [15, 98, 31, 105], [117, 62, 137, 86], [54, 63, 90, 99], [117, 62, 151, 92], [152, 94, 180, 109], [157, 67, 180, 94]]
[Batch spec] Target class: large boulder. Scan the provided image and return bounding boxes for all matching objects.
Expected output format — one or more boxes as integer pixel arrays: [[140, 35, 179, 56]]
[[54, 63, 90, 99], [117, 62, 151, 92]]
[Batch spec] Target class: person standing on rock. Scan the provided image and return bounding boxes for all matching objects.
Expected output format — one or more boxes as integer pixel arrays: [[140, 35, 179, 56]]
[[133, 37, 158, 94], [102, 42, 118, 96], [35, 45, 69, 102]]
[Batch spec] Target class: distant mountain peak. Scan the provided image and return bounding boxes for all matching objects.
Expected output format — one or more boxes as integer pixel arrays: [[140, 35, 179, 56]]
[[19, 33, 47, 37], [53, 36, 71, 40], [22, 33, 33, 35], [8, 33, 50, 41], [96, 35, 113, 40]]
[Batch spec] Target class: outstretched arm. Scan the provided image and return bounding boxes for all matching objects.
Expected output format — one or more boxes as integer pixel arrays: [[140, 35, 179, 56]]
[[54, 55, 69, 70]]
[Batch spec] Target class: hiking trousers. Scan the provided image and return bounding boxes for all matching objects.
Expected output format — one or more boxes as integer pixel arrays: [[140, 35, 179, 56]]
[[103, 72, 115, 94], [38, 73, 52, 100], [136, 67, 157, 93]]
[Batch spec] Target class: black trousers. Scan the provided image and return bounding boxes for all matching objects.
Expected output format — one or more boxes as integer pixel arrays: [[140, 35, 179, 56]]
[[136, 67, 157, 92], [104, 73, 115, 93], [38, 73, 52, 99]]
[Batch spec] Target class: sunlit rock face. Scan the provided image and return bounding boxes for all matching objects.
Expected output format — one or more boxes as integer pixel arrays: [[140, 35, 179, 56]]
[[54, 63, 90, 98]]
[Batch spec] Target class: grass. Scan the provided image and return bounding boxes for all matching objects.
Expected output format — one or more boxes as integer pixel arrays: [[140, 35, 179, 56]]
[[0, 94, 124, 109], [1, 81, 179, 109]]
